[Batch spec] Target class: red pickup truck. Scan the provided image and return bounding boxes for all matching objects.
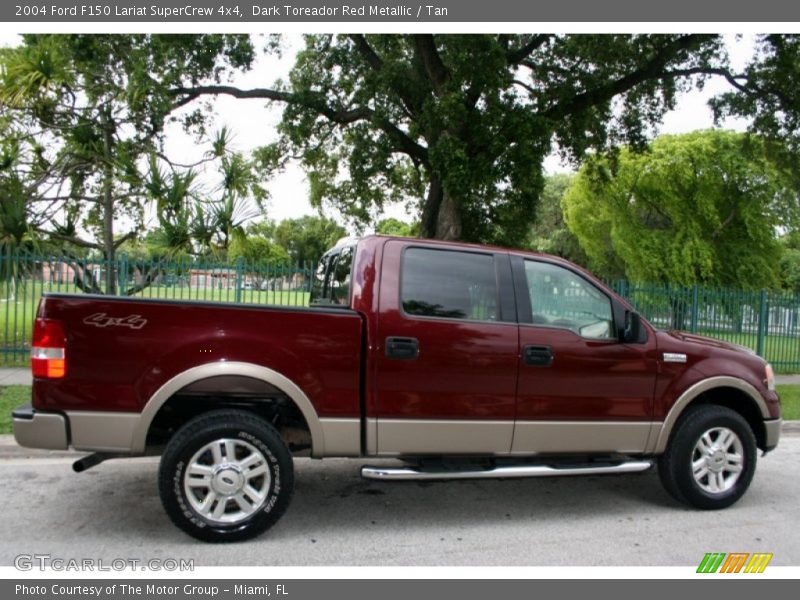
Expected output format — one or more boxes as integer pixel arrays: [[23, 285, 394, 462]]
[[13, 236, 782, 542]]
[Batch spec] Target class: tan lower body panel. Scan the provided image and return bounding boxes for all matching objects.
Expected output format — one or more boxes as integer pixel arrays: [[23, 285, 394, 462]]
[[65, 411, 141, 453], [511, 421, 656, 455], [365, 417, 378, 456], [13, 411, 68, 450], [318, 418, 361, 457], [764, 418, 782, 449], [375, 419, 514, 456]]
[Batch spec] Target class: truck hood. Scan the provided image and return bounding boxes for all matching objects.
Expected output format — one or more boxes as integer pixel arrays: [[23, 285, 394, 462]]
[[660, 330, 757, 357]]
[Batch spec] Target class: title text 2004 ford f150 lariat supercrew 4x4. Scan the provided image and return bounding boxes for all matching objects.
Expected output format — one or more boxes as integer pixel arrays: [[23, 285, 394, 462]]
[[13, 236, 782, 542]]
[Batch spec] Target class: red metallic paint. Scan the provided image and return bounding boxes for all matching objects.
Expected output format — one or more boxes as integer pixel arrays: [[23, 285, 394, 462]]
[[373, 241, 518, 420], [515, 326, 659, 421], [32, 235, 778, 431], [33, 296, 362, 418]]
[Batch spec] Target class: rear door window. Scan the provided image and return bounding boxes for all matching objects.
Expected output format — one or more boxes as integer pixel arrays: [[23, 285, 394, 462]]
[[401, 248, 499, 322]]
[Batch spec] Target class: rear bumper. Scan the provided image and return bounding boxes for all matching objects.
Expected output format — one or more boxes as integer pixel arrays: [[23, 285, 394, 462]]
[[764, 418, 782, 452], [12, 404, 142, 453], [12, 404, 69, 450]]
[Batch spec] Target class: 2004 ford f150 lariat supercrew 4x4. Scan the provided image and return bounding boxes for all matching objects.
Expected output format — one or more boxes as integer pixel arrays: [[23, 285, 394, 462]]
[[12, 236, 782, 542]]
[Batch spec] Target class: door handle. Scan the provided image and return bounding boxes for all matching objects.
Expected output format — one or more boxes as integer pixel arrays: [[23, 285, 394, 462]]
[[385, 337, 419, 360], [523, 345, 553, 366]]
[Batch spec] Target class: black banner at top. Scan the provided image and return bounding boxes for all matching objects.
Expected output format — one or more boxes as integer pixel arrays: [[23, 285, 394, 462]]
[[4, 0, 800, 23]]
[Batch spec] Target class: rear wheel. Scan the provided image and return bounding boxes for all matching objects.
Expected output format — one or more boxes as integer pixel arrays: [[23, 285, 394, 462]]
[[158, 409, 294, 542], [658, 404, 756, 510]]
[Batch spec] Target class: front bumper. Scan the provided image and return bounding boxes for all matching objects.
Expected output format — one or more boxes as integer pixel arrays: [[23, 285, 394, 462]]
[[12, 404, 68, 450], [764, 418, 782, 452]]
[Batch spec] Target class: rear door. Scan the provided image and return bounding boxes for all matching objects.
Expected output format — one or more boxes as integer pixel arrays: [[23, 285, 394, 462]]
[[372, 241, 519, 455]]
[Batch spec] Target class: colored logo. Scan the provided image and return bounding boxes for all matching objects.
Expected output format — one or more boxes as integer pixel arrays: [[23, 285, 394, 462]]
[[697, 552, 773, 573]]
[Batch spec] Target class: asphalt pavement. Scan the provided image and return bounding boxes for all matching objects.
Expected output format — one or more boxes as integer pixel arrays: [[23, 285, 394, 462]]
[[0, 434, 798, 566]]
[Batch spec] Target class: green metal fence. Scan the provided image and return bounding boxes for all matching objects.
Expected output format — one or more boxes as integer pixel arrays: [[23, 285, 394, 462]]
[[0, 249, 315, 366], [2, 249, 800, 372], [607, 281, 800, 373]]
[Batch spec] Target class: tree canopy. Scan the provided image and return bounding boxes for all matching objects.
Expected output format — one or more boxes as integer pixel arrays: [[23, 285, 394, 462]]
[[176, 34, 800, 245], [0, 34, 254, 292], [375, 217, 418, 237], [272, 216, 346, 264], [563, 130, 799, 289]]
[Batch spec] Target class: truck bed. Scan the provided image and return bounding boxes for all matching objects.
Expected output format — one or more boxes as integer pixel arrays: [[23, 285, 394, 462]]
[[32, 294, 363, 420]]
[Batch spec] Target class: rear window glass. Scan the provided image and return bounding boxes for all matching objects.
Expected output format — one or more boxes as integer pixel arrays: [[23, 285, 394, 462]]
[[401, 248, 498, 321], [310, 246, 354, 307]]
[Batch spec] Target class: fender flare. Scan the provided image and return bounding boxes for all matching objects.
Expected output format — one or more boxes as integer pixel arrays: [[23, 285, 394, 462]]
[[130, 362, 325, 456], [652, 375, 770, 454]]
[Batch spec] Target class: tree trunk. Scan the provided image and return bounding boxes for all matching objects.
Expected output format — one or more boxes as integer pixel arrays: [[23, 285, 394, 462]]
[[435, 190, 462, 240], [419, 174, 462, 240], [419, 174, 443, 238], [101, 109, 117, 295]]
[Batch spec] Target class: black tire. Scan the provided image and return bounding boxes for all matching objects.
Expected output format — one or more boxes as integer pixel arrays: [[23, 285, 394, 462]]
[[158, 409, 294, 542], [657, 404, 757, 510]]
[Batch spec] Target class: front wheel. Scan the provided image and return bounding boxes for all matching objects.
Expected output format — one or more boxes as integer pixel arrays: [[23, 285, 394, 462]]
[[658, 404, 757, 510], [158, 409, 294, 542]]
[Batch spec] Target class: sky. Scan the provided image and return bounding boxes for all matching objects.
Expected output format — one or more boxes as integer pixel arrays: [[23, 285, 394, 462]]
[[0, 33, 756, 233]]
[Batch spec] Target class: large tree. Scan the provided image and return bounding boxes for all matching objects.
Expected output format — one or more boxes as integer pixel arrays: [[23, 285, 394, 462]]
[[0, 34, 254, 293], [174, 34, 800, 244], [563, 130, 799, 325]]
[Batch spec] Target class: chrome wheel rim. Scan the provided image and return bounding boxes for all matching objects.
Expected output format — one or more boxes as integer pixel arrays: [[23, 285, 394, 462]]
[[184, 438, 271, 524], [691, 427, 744, 495]]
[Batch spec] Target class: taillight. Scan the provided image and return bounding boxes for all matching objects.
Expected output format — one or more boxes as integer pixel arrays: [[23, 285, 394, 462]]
[[31, 318, 67, 379]]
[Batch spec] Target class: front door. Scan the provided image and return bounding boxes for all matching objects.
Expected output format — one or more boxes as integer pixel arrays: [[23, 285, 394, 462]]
[[373, 242, 519, 455], [511, 256, 659, 455]]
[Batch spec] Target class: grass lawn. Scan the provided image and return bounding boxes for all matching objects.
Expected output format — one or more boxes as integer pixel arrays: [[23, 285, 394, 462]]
[[776, 384, 800, 420], [0, 386, 31, 434]]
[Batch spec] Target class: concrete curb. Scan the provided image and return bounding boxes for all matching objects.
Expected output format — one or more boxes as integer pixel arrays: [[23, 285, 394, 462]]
[[781, 420, 800, 434], [0, 435, 81, 460], [0, 368, 32, 386]]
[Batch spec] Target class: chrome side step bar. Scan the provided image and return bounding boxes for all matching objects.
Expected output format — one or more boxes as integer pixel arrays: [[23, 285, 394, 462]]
[[361, 460, 652, 481]]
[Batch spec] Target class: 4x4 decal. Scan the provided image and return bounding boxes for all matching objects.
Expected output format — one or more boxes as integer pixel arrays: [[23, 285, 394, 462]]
[[83, 312, 147, 330]]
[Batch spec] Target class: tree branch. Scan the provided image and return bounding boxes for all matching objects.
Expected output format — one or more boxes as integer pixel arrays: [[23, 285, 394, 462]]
[[125, 264, 163, 296], [661, 66, 795, 110], [413, 35, 451, 95], [349, 34, 422, 120], [506, 34, 551, 65], [543, 34, 715, 120], [172, 84, 371, 124], [659, 67, 751, 94], [39, 230, 102, 250], [348, 34, 384, 71], [112, 231, 137, 250], [173, 85, 429, 165]]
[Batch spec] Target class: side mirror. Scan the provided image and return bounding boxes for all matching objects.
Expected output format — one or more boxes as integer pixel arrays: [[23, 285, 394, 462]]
[[621, 311, 642, 343]]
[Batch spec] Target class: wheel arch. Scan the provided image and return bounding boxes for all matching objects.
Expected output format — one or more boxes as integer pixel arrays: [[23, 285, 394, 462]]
[[131, 362, 325, 456], [653, 376, 770, 454]]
